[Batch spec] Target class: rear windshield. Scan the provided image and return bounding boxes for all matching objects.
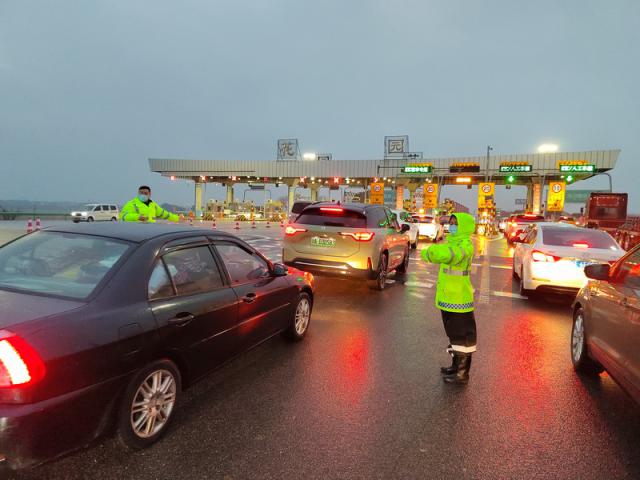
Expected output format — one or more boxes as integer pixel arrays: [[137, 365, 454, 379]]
[[439, 216, 450, 224], [296, 207, 366, 228], [0, 231, 130, 299], [291, 202, 311, 214], [541, 228, 620, 250], [515, 215, 545, 223]]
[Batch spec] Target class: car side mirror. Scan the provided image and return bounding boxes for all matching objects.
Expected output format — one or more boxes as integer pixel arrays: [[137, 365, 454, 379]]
[[584, 263, 610, 281], [271, 262, 288, 277], [401, 223, 411, 233]]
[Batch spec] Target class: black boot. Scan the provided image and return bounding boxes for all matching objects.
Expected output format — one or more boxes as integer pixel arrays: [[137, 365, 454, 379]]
[[443, 353, 471, 384], [440, 353, 458, 375]]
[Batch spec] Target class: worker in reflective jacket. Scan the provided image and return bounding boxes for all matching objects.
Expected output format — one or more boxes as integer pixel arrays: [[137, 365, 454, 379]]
[[120, 185, 182, 223], [421, 212, 476, 384]]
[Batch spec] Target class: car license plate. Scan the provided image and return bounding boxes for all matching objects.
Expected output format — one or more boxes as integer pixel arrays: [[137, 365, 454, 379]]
[[575, 260, 593, 269], [311, 237, 336, 247]]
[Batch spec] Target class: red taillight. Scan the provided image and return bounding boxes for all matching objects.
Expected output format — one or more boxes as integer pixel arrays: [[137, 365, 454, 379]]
[[285, 226, 307, 236], [320, 207, 344, 213], [572, 243, 589, 249], [531, 250, 560, 262], [0, 331, 45, 387], [340, 231, 375, 242]]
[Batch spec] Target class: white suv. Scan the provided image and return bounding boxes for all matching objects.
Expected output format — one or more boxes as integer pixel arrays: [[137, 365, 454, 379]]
[[71, 204, 119, 223]]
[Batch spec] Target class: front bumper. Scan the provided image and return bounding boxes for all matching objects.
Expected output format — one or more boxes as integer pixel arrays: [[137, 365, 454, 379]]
[[284, 258, 374, 279], [0, 376, 126, 470]]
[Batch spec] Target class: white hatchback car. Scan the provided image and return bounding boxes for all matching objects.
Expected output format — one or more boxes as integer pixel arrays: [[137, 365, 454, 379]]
[[411, 213, 444, 242], [391, 209, 419, 249], [71, 204, 119, 223], [513, 223, 624, 296]]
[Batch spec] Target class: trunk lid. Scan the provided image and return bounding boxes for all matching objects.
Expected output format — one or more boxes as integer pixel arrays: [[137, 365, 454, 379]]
[[0, 290, 84, 329]]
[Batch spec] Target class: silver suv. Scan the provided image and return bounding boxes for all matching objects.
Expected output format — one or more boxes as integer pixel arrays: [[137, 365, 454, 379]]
[[283, 203, 411, 290]]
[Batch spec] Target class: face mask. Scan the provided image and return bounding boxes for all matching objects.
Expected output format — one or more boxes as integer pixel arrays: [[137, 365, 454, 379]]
[[449, 224, 458, 235], [138, 194, 149, 203]]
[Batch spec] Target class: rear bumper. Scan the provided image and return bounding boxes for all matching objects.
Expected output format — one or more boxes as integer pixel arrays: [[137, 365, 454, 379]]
[[0, 375, 127, 470], [284, 258, 374, 279]]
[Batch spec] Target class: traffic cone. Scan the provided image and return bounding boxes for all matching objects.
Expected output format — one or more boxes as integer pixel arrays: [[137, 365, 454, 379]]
[[235, 221, 240, 230], [27, 218, 33, 234], [280, 220, 285, 228], [266, 221, 271, 228], [251, 220, 256, 229], [212, 219, 217, 229], [35, 217, 41, 231], [189, 217, 193, 226]]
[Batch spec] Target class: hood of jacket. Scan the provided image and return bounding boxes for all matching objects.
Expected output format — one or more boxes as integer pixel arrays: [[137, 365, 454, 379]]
[[448, 212, 475, 241]]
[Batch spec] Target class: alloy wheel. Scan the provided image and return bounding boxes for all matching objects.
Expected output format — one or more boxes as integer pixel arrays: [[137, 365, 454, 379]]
[[378, 255, 388, 289], [572, 313, 585, 362], [130, 369, 177, 439], [294, 297, 311, 335]]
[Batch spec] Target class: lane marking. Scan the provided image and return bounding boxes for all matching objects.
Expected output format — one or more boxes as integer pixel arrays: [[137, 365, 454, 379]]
[[492, 291, 528, 300], [490, 265, 512, 270], [409, 292, 427, 299], [405, 281, 434, 288]]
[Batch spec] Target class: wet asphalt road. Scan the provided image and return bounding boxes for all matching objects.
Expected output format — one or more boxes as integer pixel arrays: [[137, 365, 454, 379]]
[[7, 224, 640, 479]]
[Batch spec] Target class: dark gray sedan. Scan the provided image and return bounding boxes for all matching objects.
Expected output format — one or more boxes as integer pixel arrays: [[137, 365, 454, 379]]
[[571, 244, 640, 403]]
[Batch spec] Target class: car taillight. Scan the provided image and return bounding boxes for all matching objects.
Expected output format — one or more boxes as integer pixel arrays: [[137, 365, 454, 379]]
[[510, 222, 517, 227], [340, 231, 375, 242], [320, 207, 344, 213], [0, 330, 45, 387], [572, 243, 590, 249], [531, 250, 560, 262], [285, 226, 307, 236]]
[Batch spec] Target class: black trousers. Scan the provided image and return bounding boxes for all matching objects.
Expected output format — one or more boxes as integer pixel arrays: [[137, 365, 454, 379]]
[[441, 310, 477, 353]]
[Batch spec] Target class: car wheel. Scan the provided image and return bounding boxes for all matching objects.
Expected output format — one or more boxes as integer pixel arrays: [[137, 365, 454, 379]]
[[396, 246, 410, 274], [117, 359, 181, 450], [411, 238, 417, 249], [571, 307, 604, 375], [72, 219, 80, 223], [283, 292, 312, 341], [87, 216, 94, 222], [368, 253, 388, 290], [111, 217, 118, 222], [512, 257, 519, 279]]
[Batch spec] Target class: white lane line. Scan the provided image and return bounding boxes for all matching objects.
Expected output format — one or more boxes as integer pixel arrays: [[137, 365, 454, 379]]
[[409, 292, 427, 299], [405, 281, 434, 288], [472, 263, 482, 267], [492, 291, 528, 300], [478, 253, 491, 305], [490, 265, 512, 270]]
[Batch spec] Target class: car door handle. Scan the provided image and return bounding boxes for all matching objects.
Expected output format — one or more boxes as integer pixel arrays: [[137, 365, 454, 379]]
[[168, 313, 195, 326], [241, 293, 257, 303]]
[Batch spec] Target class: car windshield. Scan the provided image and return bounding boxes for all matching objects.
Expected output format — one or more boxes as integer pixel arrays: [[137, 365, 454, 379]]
[[412, 215, 433, 223], [541, 227, 620, 250], [291, 202, 311, 214], [295, 207, 366, 228], [0, 231, 131, 299], [439, 216, 450, 224]]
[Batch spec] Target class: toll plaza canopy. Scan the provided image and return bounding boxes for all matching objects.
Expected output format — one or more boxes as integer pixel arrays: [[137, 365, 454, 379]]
[[149, 149, 620, 214]]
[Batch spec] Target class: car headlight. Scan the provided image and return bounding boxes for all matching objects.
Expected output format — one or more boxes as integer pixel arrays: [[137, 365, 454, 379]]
[[81, 212, 87, 216]]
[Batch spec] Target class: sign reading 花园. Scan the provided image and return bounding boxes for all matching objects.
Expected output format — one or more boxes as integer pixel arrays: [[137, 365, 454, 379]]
[[547, 181, 566, 211]]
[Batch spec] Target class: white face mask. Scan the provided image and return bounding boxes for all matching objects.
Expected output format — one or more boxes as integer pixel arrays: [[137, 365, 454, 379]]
[[138, 194, 149, 202]]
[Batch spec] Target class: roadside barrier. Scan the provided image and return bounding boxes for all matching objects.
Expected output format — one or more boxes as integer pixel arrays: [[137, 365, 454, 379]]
[[35, 217, 41, 231], [27, 218, 33, 234]]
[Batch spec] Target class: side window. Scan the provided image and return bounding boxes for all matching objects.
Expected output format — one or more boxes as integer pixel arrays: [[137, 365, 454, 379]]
[[386, 209, 400, 230], [367, 208, 388, 228], [148, 261, 175, 300], [93, 205, 102, 211], [111, 205, 117, 211], [163, 246, 224, 296], [527, 229, 537, 245], [617, 250, 640, 289], [214, 242, 270, 284]]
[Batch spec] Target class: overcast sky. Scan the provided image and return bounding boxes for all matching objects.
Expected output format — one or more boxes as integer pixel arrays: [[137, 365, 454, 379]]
[[1, 0, 638, 212]]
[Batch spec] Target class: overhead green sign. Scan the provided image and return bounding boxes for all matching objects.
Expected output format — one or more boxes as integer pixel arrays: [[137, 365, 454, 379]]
[[402, 165, 432, 174], [565, 189, 608, 203], [559, 164, 595, 173], [499, 165, 532, 173]]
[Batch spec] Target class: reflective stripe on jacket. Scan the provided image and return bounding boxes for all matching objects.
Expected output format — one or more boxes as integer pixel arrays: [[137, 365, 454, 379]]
[[421, 212, 476, 313], [119, 198, 180, 223]]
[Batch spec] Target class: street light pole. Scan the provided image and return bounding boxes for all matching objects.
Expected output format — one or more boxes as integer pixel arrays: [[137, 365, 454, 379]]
[[486, 145, 493, 182]]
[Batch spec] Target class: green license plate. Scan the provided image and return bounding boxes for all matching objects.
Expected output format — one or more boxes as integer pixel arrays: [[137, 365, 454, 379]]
[[311, 237, 336, 247]]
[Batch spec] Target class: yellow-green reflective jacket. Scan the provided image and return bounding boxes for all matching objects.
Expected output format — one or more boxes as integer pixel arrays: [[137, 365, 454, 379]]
[[119, 198, 180, 223], [421, 212, 476, 312]]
